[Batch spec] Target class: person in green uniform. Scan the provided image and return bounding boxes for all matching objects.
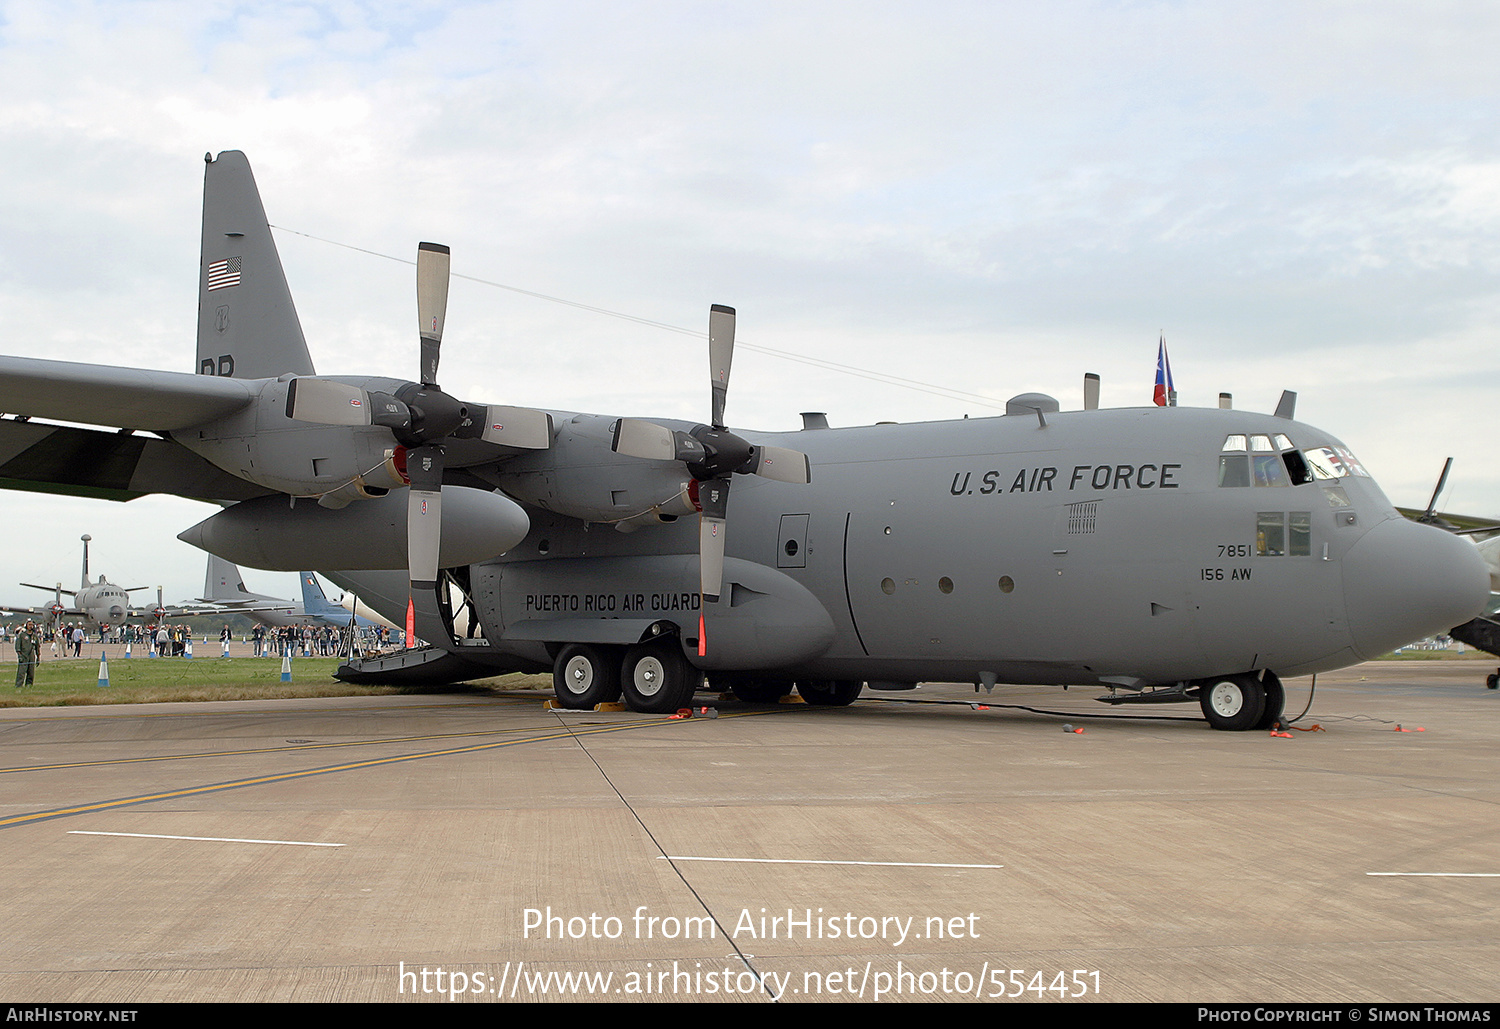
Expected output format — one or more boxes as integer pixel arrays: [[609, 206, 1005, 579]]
[[15, 620, 39, 688]]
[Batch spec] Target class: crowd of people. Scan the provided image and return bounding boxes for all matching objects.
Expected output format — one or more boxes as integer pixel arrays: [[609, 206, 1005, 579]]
[[1, 618, 402, 687]]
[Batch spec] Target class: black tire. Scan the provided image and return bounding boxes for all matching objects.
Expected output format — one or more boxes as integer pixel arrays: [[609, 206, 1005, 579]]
[[797, 679, 864, 707], [728, 678, 792, 704], [1487, 673, 1498, 690], [1198, 675, 1266, 731], [552, 643, 622, 709], [620, 638, 702, 714], [1252, 673, 1286, 731]]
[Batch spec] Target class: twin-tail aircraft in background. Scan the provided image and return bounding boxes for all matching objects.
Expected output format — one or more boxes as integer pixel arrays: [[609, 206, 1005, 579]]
[[0, 151, 1488, 728]]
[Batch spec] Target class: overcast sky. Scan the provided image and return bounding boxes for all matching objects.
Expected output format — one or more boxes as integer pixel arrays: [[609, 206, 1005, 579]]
[[1, 1, 1498, 608]]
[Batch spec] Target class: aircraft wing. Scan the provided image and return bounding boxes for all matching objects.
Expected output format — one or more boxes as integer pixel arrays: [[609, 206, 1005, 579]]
[[1396, 507, 1500, 536], [186, 599, 298, 613], [0, 602, 79, 618], [0, 356, 255, 432], [0, 420, 271, 503], [149, 602, 296, 618]]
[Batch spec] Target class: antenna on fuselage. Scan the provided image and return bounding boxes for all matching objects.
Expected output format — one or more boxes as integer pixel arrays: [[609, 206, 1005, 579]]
[[1219, 393, 1233, 409], [1083, 373, 1100, 411]]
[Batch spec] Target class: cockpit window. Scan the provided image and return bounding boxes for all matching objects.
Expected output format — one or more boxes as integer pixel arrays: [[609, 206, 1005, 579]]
[[1220, 433, 1299, 487], [1304, 446, 1370, 480], [1252, 454, 1288, 487]]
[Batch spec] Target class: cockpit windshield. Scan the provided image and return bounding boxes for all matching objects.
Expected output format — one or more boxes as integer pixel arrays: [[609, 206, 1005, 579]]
[[1219, 434, 1367, 488]]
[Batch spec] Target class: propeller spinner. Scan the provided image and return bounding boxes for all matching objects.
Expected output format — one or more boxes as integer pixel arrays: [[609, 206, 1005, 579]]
[[611, 305, 810, 605], [286, 243, 554, 596]]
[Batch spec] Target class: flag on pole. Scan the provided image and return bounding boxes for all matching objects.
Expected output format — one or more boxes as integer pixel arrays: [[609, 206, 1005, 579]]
[[1153, 336, 1175, 407]]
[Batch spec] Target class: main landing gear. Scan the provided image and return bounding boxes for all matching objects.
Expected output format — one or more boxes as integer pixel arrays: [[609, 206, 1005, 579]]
[[1196, 672, 1285, 731], [714, 677, 864, 706], [550, 637, 703, 714]]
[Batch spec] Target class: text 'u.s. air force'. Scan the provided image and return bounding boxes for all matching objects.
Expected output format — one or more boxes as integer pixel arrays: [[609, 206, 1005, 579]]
[[949, 463, 1182, 496]]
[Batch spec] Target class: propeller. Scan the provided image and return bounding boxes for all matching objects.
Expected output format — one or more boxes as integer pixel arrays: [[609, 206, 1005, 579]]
[[1419, 457, 1454, 525], [611, 304, 810, 605], [286, 243, 554, 596]]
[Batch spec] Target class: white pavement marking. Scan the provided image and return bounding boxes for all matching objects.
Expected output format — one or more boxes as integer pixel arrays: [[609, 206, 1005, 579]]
[[69, 830, 343, 847], [660, 855, 1001, 869]]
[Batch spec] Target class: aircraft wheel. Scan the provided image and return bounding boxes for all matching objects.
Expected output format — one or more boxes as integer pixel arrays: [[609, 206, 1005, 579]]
[[1487, 672, 1498, 690], [552, 643, 622, 709], [728, 678, 791, 704], [797, 679, 864, 707], [1252, 672, 1286, 730], [621, 639, 702, 714], [1198, 674, 1265, 731]]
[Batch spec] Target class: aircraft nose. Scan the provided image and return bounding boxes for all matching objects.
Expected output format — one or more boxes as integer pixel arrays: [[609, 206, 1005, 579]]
[[1342, 517, 1490, 659]]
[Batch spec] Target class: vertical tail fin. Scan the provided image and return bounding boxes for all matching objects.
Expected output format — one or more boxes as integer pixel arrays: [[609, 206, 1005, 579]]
[[197, 151, 316, 380], [203, 555, 251, 602], [299, 572, 334, 616]]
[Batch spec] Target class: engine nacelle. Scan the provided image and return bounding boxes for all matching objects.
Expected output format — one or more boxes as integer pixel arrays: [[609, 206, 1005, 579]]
[[178, 486, 529, 571], [174, 376, 411, 500], [496, 413, 699, 525]]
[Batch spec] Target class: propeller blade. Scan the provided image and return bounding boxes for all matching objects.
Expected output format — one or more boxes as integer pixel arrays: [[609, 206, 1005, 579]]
[[458, 404, 554, 450], [406, 444, 445, 589], [286, 378, 374, 426], [1423, 457, 1454, 521], [749, 444, 811, 484], [709, 304, 735, 429], [700, 516, 726, 603], [697, 476, 731, 602], [417, 242, 451, 386]]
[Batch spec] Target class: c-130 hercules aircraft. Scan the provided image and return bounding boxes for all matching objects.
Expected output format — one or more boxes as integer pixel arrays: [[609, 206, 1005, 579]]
[[0, 151, 1486, 729]]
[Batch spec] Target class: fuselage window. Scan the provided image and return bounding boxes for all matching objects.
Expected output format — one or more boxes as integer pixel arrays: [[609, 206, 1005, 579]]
[[1289, 512, 1312, 556], [1256, 512, 1286, 556]]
